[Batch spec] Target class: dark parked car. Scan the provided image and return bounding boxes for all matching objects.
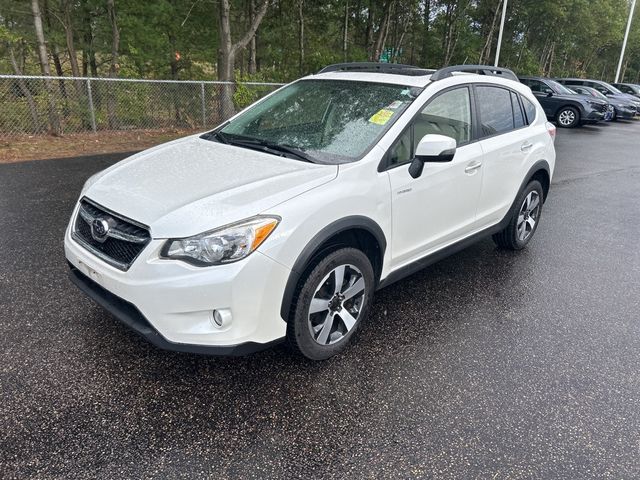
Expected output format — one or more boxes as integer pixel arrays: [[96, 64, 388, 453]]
[[519, 77, 607, 128], [556, 78, 639, 119], [611, 83, 640, 99], [566, 86, 615, 121]]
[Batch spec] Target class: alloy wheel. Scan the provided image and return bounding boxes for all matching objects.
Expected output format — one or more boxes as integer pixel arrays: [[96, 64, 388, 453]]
[[558, 109, 576, 126], [517, 190, 541, 241], [307, 264, 366, 345]]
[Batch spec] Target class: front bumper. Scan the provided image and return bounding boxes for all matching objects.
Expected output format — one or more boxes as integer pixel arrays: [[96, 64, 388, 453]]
[[64, 216, 290, 354], [584, 109, 605, 122], [68, 264, 284, 355], [615, 106, 637, 119]]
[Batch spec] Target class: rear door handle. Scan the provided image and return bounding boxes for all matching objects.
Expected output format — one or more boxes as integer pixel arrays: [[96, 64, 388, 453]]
[[464, 161, 482, 174], [521, 142, 533, 152]]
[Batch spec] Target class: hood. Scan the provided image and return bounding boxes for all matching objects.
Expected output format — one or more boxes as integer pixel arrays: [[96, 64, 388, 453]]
[[83, 135, 338, 238], [620, 93, 640, 104], [607, 94, 638, 107], [554, 93, 605, 105], [574, 94, 607, 106]]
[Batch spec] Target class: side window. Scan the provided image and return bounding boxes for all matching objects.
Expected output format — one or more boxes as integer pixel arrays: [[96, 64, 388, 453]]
[[476, 86, 515, 137], [525, 79, 546, 93], [414, 87, 472, 148], [521, 96, 537, 124], [511, 92, 525, 128], [386, 87, 472, 168], [387, 128, 412, 167]]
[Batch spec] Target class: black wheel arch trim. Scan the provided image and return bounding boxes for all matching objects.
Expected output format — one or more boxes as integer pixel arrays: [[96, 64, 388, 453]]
[[279, 216, 387, 322], [522, 160, 551, 201]]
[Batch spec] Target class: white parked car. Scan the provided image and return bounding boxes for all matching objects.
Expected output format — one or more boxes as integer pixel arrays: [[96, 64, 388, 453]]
[[65, 63, 556, 360]]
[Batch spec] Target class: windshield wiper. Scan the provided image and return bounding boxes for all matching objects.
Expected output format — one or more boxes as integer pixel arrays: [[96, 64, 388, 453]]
[[224, 135, 316, 163], [201, 130, 229, 144]]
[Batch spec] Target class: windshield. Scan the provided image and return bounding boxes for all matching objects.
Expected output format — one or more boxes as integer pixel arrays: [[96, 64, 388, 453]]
[[548, 80, 575, 95], [215, 79, 422, 164], [588, 88, 608, 100], [606, 83, 623, 94]]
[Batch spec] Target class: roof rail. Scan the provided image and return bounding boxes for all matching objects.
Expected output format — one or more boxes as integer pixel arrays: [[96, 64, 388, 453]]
[[430, 65, 518, 82], [318, 62, 435, 77]]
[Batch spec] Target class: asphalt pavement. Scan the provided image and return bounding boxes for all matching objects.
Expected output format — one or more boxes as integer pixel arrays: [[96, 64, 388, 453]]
[[1, 121, 640, 479]]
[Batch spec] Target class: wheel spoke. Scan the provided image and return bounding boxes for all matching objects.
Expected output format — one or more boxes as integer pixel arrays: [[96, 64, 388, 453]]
[[339, 309, 358, 331], [517, 214, 525, 225], [524, 192, 532, 210], [309, 297, 330, 314], [518, 223, 527, 240], [529, 194, 540, 211], [333, 265, 346, 294], [342, 277, 365, 301], [316, 313, 334, 345], [526, 217, 536, 230]]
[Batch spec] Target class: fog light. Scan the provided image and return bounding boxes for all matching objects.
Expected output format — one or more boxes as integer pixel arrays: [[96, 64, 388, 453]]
[[212, 309, 232, 328]]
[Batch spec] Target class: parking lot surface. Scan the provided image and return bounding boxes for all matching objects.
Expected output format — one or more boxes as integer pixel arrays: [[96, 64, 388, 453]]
[[2, 121, 640, 479]]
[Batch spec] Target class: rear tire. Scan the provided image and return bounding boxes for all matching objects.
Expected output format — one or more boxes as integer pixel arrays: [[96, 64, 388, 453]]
[[492, 180, 544, 250], [556, 106, 580, 128], [287, 248, 374, 360]]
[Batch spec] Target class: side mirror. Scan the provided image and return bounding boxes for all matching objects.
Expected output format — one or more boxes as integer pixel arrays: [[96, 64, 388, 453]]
[[546, 90, 553, 97], [408, 134, 457, 179]]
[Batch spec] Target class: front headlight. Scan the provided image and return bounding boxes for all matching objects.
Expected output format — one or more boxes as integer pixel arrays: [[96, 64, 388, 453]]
[[161, 216, 280, 266]]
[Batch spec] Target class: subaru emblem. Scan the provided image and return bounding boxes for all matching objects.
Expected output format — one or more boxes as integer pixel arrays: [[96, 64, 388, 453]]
[[91, 218, 110, 242]]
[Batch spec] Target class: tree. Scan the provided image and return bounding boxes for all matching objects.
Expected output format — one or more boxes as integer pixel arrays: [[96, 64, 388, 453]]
[[217, 0, 269, 117], [31, 0, 61, 134]]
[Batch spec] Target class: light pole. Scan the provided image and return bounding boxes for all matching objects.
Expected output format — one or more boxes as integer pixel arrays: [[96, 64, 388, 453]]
[[495, 0, 509, 67], [615, 0, 637, 83]]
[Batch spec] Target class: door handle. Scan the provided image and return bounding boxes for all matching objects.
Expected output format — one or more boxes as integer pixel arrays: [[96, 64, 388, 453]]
[[521, 142, 533, 152], [464, 161, 482, 174]]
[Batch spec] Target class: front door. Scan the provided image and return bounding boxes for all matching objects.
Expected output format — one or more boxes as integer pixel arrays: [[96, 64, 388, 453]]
[[386, 86, 484, 267]]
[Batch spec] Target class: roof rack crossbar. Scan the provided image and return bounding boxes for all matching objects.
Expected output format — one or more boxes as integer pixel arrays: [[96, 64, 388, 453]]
[[430, 65, 518, 82], [317, 62, 435, 77]]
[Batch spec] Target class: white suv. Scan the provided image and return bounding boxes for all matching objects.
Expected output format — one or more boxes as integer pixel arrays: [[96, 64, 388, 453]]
[[65, 63, 556, 360]]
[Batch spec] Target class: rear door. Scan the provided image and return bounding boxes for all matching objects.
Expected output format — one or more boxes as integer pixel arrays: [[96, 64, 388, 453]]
[[474, 85, 532, 228]]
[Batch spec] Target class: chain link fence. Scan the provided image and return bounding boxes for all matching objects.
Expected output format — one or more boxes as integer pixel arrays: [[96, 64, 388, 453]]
[[0, 75, 284, 137]]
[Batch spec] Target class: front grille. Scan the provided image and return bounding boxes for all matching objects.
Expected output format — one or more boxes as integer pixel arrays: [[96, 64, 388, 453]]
[[72, 198, 151, 271], [593, 103, 607, 113]]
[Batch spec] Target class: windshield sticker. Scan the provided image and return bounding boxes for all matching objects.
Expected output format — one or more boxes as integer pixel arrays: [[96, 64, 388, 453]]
[[386, 100, 404, 109], [369, 109, 394, 125]]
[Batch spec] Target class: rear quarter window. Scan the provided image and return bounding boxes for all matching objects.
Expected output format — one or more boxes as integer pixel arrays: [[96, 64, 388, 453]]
[[511, 92, 526, 128], [521, 96, 537, 124]]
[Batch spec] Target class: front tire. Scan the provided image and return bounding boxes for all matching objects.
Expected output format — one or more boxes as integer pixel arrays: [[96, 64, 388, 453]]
[[287, 248, 374, 360], [556, 106, 580, 128], [492, 180, 544, 250]]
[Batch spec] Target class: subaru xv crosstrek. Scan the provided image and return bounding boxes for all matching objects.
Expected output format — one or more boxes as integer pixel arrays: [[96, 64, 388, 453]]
[[65, 63, 556, 360]]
